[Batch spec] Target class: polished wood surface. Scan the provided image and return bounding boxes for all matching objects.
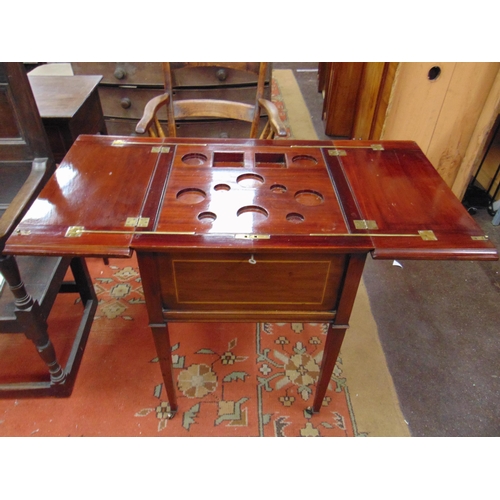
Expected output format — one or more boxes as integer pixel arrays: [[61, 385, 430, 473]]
[[7, 135, 496, 260], [4, 135, 496, 414], [28, 75, 107, 162]]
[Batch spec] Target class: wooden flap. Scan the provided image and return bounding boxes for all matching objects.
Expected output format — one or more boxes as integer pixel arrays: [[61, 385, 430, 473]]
[[325, 141, 497, 260], [5, 136, 173, 257]]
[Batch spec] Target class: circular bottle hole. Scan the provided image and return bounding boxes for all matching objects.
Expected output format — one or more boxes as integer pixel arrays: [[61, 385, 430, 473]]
[[176, 188, 206, 204], [237, 205, 269, 218], [270, 184, 287, 194], [286, 212, 305, 223], [236, 173, 265, 187], [295, 189, 324, 206], [198, 211, 217, 222], [182, 153, 208, 166], [214, 183, 231, 191], [428, 66, 441, 81], [292, 154, 318, 165]]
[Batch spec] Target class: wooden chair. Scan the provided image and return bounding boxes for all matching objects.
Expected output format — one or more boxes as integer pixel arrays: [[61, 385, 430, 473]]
[[135, 63, 288, 139], [0, 62, 97, 397]]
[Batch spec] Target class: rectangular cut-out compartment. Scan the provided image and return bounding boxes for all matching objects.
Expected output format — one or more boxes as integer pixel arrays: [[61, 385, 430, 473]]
[[212, 151, 245, 167], [255, 152, 287, 168]]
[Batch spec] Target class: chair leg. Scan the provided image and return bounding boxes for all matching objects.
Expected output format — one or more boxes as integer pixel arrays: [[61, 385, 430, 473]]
[[0, 254, 66, 385], [20, 305, 66, 385]]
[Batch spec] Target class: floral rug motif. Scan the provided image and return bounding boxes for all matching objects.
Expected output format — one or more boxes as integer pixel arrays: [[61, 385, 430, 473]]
[[0, 77, 365, 437], [0, 233, 363, 438], [92, 258, 363, 437]]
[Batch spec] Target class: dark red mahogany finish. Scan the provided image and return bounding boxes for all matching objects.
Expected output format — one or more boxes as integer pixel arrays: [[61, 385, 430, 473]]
[[6, 135, 497, 415]]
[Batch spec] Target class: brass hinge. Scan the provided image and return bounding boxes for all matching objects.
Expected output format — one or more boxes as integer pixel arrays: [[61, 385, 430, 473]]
[[471, 235, 488, 241], [234, 234, 271, 240], [125, 217, 150, 228], [111, 140, 171, 152], [328, 149, 347, 157], [65, 226, 85, 237], [354, 219, 379, 230], [418, 230, 437, 241], [327, 144, 384, 156]]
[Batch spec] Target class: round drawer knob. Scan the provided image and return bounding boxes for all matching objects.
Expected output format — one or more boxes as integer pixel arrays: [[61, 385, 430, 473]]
[[216, 68, 227, 81], [114, 68, 126, 80], [120, 98, 132, 109]]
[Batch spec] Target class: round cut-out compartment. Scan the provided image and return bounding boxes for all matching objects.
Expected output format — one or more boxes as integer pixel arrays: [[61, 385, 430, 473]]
[[292, 154, 319, 165], [270, 184, 287, 194], [214, 183, 231, 191], [237, 205, 269, 218], [176, 188, 206, 204], [295, 189, 324, 206], [181, 153, 208, 166], [198, 211, 217, 222], [236, 173, 265, 188], [286, 212, 305, 223]]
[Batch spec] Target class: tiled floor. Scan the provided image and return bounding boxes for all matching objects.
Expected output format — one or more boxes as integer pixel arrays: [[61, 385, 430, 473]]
[[277, 62, 500, 436]]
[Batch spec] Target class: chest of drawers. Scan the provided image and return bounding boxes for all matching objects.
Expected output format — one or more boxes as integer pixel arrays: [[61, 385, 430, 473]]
[[71, 63, 272, 137]]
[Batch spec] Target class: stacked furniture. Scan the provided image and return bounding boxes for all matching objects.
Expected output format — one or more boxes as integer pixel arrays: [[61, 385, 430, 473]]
[[71, 62, 273, 138]]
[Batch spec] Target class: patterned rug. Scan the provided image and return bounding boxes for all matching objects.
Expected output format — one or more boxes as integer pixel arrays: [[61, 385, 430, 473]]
[[1, 72, 410, 437], [0, 256, 364, 436]]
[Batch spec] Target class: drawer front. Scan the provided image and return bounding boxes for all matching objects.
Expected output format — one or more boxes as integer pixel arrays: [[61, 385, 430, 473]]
[[99, 86, 268, 120], [157, 252, 347, 313], [170, 63, 272, 87], [72, 63, 272, 87], [99, 87, 164, 119], [72, 62, 163, 86]]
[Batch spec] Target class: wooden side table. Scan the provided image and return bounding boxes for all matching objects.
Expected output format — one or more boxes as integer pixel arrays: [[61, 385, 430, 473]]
[[5, 136, 497, 416], [28, 75, 107, 162]]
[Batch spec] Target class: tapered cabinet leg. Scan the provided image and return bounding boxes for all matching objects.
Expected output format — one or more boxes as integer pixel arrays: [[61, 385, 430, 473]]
[[137, 252, 179, 418], [151, 323, 178, 418], [310, 253, 366, 414], [310, 324, 346, 413]]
